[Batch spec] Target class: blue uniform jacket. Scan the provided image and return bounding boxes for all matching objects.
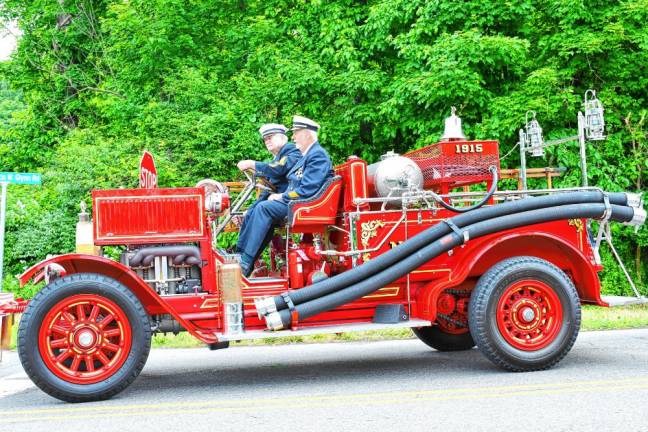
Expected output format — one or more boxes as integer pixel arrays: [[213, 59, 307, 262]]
[[282, 142, 334, 202], [254, 142, 302, 195]]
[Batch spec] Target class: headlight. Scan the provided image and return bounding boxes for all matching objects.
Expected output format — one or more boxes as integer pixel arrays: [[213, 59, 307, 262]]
[[206, 192, 230, 214], [196, 179, 230, 215]]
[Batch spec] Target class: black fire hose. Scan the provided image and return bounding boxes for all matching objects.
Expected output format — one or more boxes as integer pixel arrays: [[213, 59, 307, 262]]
[[258, 191, 631, 316], [434, 165, 498, 213], [267, 203, 636, 329]]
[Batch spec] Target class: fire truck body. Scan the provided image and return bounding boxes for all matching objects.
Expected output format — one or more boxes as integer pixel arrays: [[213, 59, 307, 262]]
[[8, 135, 646, 402]]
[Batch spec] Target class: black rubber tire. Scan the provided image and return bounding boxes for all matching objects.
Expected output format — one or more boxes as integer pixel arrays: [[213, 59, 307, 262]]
[[468, 256, 581, 372], [412, 326, 475, 351], [18, 273, 152, 402]]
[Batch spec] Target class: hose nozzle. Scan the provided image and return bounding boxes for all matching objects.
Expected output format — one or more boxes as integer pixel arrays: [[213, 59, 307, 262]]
[[624, 206, 646, 228], [254, 296, 278, 319], [264, 312, 285, 331], [625, 192, 643, 209]]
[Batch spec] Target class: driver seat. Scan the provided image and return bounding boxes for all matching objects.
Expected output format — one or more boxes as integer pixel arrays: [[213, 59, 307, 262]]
[[287, 176, 343, 234]]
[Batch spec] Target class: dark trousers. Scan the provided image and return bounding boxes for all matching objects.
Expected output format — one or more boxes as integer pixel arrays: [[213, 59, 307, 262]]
[[237, 199, 288, 264], [236, 200, 261, 252]]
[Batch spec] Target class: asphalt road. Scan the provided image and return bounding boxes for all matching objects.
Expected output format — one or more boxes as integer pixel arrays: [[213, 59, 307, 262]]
[[1, 328, 648, 432]]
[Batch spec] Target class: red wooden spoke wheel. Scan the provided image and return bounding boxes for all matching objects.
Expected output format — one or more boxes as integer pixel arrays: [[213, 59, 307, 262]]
[[469, 257, 580, 372], [19, 274, 151, 402], [496, 280, 563, 351], [38, 294, 133, 384]]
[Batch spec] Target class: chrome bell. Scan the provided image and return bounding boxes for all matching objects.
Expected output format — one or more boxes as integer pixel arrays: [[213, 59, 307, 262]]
[[441, 106, 466, 141]]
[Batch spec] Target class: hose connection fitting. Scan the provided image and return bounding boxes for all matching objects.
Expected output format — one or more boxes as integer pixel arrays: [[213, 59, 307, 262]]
[[624, 206, 646, 228], [624, 192, 643, 209], [254, 296, 278, 319], [264, 312, 285, 331]]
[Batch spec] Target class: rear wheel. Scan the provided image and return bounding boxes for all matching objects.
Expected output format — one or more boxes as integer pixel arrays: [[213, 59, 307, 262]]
[[18, 273, 151, 402], [468, 257, 580, 371], [412, 326, 475, 351], [414, 288, 475, 351]]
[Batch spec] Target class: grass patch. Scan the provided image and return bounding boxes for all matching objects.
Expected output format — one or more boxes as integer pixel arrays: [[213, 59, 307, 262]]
[[4, 305, 648, 351], [153, 327, 415, 349], [581, 304, 648, 331]]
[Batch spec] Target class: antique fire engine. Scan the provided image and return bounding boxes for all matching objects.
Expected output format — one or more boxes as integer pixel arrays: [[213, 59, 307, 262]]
[[1, 107, 645, 403]]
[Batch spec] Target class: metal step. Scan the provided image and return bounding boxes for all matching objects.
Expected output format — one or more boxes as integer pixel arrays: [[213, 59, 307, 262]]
[[216, 319, 432, 342], [601, 295, 648, 307]]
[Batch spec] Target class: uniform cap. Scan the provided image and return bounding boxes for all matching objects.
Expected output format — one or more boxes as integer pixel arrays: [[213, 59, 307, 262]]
[[291, 115, 320, 132], [259, 123, 288, 139]]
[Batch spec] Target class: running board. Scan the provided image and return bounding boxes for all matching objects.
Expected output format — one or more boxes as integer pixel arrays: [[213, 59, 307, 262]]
[[601, 295, 648, 307], [216, 319, 432, 342]]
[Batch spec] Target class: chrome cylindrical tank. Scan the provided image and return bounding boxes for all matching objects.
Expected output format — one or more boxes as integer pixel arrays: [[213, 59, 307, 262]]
[[367, 151, 424, 200]]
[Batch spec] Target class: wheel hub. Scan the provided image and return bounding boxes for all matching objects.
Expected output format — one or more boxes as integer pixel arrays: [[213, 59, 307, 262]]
[[520, 307, 536, 323], [496, 279, 563, 351], [74, 328, 98, 349]]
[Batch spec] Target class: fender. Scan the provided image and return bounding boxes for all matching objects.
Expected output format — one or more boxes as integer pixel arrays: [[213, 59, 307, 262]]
[[19, 254, 218, 344], [417, 231, 604, 321]]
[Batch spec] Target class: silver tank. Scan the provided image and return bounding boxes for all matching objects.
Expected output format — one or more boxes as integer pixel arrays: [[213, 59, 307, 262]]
[[367, 151, 424, 200]]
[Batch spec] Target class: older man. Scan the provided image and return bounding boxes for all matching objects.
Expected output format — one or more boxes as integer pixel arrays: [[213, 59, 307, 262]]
[[236, 123, 301, 257], [239, 115, 334, 277]]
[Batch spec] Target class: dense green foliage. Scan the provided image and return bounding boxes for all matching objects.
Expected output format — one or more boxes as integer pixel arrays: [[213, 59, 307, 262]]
[[0, 0, 646, 296]]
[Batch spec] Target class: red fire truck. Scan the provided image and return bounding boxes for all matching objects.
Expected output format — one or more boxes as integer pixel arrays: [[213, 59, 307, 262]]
[[1, 114, 645, 403]]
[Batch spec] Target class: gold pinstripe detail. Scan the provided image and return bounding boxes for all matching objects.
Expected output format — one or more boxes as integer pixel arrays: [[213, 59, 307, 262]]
[[291, 183, 341, 224]]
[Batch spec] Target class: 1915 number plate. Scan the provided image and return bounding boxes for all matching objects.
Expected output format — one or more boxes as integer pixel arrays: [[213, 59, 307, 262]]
[[455, 144, 483, 153]]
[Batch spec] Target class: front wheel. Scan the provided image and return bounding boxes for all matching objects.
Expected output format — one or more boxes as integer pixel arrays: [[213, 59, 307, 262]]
[[18, 273, 151, 402], [468, 257, 580, 372]]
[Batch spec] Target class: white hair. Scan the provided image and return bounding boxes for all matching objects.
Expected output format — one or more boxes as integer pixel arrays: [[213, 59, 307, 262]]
[[305, 129, 318, 143], [271, 133, 288, 146]]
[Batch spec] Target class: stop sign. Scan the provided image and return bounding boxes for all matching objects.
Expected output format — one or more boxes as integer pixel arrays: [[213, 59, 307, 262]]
[[139, 151, 157, 189]]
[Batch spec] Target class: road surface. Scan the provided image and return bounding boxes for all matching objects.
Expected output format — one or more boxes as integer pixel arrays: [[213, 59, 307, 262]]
[[1, 328, 647, 431]]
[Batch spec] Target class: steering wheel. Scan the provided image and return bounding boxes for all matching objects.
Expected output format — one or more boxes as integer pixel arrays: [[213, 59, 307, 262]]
[[243, 169, 275, 193], [242, 169, 254, 184]]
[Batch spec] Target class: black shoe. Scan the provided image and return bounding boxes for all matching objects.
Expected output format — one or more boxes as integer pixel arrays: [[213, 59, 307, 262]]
[[241, 265, 252, 278], [240, 254, 253, 278]]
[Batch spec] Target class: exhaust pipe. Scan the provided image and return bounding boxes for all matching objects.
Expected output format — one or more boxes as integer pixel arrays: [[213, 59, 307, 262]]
[[129, 245, 202, 267]]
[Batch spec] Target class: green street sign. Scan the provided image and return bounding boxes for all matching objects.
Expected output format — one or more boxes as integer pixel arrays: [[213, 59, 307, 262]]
[[0, 172, 41, 293], [0, 172, 42, 185]]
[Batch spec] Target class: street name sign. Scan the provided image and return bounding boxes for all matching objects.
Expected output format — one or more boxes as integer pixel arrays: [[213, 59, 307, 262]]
[[0, 172, 42, 293], [0, 172, 42, 185]]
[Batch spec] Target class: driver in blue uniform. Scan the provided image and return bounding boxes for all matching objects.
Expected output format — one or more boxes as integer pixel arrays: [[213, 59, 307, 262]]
[[239, 115, 334, 277], [236, 123, 302, 259]]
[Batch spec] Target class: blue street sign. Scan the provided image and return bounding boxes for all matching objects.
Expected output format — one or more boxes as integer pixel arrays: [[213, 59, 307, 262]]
[[0, 172, 42, 185]]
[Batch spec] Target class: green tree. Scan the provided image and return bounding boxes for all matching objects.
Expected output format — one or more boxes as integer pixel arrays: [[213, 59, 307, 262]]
[[0, 0, 645, 296]]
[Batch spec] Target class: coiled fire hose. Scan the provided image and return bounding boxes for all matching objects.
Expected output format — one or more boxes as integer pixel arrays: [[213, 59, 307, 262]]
[[433, 165, 499, 213], [255, 191, 634, 319], [263, 200, 641, 330]]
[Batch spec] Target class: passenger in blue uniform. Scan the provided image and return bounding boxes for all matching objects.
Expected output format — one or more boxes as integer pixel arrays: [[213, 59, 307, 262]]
[[236, 123, 302, 258], [239, 115, 334, 277]]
